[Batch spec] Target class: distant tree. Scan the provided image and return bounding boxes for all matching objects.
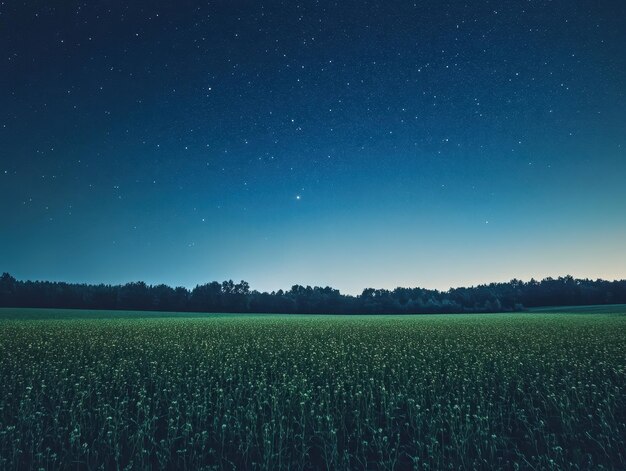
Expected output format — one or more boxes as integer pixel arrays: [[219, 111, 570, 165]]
[[0, 273, 17, 306], [1, 273, 625, 314]]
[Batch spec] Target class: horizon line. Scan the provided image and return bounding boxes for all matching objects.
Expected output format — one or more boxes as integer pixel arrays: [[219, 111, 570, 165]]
[[3, 272, 625, 296]]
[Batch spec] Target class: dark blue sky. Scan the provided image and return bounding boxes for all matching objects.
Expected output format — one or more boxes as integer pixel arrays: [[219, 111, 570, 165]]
[[2, 1, 625, 294]]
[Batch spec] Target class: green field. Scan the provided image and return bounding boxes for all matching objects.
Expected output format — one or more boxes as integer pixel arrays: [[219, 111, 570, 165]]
[[0, 308, 624, 470]]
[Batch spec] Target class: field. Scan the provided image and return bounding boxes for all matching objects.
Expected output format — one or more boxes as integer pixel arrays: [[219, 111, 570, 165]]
[[0, 308, 624, 470]]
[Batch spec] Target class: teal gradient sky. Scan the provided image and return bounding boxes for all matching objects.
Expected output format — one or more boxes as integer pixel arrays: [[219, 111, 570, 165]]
[[1, 1, 625, 294]]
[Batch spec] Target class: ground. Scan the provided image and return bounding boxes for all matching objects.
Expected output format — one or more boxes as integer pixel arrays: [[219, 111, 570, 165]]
[[0, 307, 624, 470]]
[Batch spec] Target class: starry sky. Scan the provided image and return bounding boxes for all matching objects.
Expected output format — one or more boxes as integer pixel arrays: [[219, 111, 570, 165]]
[[1, 1, 625, 294]]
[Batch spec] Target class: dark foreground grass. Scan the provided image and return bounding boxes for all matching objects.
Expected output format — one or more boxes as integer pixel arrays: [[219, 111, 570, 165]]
[[0, 309, 624, 470]]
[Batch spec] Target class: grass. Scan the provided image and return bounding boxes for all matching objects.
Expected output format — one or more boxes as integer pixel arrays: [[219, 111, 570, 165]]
[[0, 308, 624, 470], [527, 304, 626, 314]]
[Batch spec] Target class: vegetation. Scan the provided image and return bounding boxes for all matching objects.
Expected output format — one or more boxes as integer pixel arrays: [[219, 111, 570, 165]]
[[0, 308, 624, 469], [2, 273, 626, 314]]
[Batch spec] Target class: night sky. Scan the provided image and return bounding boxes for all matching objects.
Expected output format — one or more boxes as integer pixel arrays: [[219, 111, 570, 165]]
[[2, 1, 625, 294]]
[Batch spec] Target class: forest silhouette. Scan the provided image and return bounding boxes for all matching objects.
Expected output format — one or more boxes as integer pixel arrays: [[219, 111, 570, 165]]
[[1, 273, 625, 314]]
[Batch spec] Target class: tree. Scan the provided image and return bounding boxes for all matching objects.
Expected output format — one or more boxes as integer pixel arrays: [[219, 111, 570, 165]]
[[0, 273, 17, 306]]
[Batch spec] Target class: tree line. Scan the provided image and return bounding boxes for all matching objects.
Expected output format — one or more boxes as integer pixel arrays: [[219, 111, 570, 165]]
[[1, 273, 625, 314]]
